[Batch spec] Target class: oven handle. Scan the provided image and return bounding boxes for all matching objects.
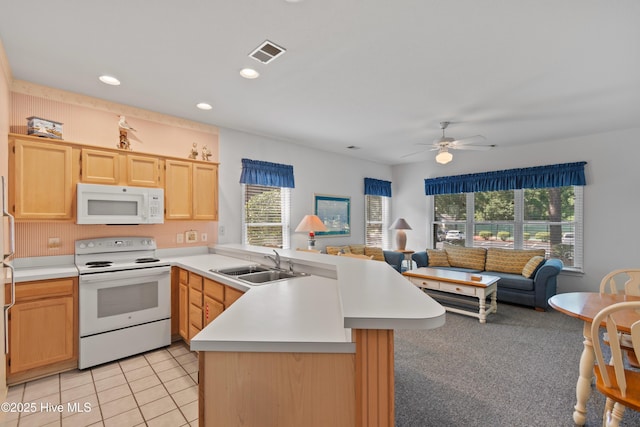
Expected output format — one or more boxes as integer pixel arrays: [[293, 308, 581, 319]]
[[80, 265, 171, 283]]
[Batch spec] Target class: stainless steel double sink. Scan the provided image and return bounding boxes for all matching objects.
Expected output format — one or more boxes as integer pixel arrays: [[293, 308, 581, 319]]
[[211, 265, 310, 285]]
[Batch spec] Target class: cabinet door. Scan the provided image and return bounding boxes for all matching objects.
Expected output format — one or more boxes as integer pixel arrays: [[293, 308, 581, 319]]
[[193, 163, 218, 220], [224, 286, 244, 309], [165, 160, 193, 219], [178, 282, 189, 341], [127, 154, 160, 187], [81, 148, 120, 184], [203, 295, 224, 326], [9, 296, 74, 373], [11, 138, 75, 219], [7, 278, 77, 377]]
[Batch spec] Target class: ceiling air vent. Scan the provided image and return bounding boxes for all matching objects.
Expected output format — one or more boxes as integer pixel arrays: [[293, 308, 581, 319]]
[[249, 40, 286, 64]]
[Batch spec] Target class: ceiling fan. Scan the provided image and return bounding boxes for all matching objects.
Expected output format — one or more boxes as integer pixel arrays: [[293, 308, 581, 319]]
[[405, 121, 495, 164]]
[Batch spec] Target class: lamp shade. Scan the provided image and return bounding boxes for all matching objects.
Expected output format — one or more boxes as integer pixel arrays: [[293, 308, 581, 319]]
[[295, 215, 327, 233], [390, 218, 412, 230]]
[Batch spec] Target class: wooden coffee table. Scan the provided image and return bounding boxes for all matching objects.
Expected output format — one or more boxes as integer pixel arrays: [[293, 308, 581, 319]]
[[403, 267, 500, 323]]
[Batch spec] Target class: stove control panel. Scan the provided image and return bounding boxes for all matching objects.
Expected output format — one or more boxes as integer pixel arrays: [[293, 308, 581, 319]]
[[75, 237, 157, 254]]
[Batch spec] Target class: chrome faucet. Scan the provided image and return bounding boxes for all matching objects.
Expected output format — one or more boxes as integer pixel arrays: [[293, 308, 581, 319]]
[[265, 249, 281, 269]]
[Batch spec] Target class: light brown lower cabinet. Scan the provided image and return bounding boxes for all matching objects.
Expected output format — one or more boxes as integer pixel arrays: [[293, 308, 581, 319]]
[[172, 268, 245, 346], [5, 277, 78, 385], [198, 329, 396, 427]]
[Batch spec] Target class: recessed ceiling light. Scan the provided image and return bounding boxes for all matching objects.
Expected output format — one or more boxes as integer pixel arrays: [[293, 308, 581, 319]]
[[240, 68, 260, 79], [196, 102, 213, 110], [99, 75, 120, 86]]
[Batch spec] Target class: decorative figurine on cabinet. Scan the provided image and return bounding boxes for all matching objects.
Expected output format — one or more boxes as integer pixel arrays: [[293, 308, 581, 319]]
[[201, 145, 212, 161], [117, 115, 136, 150], [118, 130, 131, 150], [189, 143, 198, 159]]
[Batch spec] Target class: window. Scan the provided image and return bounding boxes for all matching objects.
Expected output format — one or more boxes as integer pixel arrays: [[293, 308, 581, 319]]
[[239, 158, 294, 249], [365, 195, 390, 248], [242, 184, 291, 248], [364, 177, 392, 249], [427, 162, 586, 271], [432, 186, 583, 271]]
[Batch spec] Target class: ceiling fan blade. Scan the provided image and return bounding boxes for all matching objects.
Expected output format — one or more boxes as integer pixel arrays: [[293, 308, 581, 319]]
[[450, 144, 496, 151], [451, 134, 487, 145]]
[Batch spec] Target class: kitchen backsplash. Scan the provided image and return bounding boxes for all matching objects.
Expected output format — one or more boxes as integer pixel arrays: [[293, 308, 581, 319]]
[[14, 221, 217, 258]]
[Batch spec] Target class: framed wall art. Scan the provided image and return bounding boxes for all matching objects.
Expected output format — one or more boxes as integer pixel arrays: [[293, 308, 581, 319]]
[[313, 194, 351, 237]]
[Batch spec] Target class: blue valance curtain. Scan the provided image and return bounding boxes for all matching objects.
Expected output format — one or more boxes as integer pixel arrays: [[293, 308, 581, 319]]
[[424, 161, 587, 195], [364, 178, 392, 197], [239, 158, 295, 188]]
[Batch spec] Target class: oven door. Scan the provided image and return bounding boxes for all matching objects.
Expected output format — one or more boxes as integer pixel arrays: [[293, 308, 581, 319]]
[[79, 266, 171, 337]]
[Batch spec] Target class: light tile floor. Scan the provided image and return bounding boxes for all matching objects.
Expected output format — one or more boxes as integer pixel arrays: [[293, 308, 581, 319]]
[[2, 342, 198, 427]]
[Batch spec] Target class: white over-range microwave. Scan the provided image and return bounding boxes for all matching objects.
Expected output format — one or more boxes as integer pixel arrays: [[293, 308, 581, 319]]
[[77, 183, 164, 225]]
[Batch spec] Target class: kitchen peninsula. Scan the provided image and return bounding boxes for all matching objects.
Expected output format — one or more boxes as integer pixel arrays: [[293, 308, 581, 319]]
[[173, 244, 446, 427]]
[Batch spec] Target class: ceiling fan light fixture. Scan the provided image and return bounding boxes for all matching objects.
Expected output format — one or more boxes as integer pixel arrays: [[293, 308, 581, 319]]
[[435, 148, 453, 164]]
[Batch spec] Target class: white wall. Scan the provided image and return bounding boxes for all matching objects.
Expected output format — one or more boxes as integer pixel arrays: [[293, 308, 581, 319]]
[[217, 128, 393, 251], [392, 126, 640, 293]]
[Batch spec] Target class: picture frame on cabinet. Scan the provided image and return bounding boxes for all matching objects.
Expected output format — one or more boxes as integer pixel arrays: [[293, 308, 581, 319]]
[[313, 194, 350, 237]]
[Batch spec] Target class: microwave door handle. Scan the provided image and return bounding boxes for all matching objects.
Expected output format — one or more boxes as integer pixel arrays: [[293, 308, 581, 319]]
[[3, 262, 15, 354], [142, 193, 148, 221]]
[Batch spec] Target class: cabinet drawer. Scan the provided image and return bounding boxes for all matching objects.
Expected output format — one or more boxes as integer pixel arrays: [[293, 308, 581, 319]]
[[189, 273, 203, 291], [14, 278, 75, 301], [204, 279, 224, 302], [440, 282, 477, 296], [189, 288, 203, 306], [409, 277, 440, 290], [189, 305, 203, 329], [179, 269, 189, 285]]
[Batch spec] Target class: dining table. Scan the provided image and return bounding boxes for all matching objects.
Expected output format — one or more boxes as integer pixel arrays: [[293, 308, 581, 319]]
[[548, 291, 640, 426]]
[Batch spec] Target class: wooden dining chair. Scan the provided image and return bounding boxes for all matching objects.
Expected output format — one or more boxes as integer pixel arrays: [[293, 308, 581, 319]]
[[590, 301, 640, 427], [600, 269, 640, 368], [600, 269, 640, 296]]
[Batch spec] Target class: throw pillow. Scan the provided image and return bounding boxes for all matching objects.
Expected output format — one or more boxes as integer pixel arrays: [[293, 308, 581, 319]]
[[426, 249, 450, 267], [326, 245, 351, 255], [443, 243, 487, 270], [364, 246, 386, 262], [349, 244, 366, 255], [485, 248, 546, 274], [522, 256, 545, 278]]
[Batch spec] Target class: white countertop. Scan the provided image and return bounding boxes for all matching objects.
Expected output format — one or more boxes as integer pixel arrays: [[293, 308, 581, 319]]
[[188, 244, 445, 353], [11, 244, 446, 354]]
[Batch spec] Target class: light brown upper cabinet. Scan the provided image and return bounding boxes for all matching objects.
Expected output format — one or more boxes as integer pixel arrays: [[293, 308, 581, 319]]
[[9, 133, 217, 221], [165, 160, 218, 220], [81, 149, 161, 187], [81, 148, 120, 184], [9, 136, 78, 220], [126, 154, 161, 187]]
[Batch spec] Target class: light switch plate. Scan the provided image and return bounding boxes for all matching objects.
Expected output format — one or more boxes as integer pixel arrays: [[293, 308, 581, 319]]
[[176, 233, 184, 244], [201, 233, 208, 242]]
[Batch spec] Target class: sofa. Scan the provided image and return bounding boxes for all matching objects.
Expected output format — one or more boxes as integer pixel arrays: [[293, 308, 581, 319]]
[[411, 243, 563, 311], [325, 244, 405, 273]]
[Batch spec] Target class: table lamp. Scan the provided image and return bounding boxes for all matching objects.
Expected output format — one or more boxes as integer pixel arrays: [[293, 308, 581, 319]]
[[390, 217, 412, 251], [295, 215, 327, 250]]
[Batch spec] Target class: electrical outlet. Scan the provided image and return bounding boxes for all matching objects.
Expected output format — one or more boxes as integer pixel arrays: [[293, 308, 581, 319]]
[[219, 225, 225, 236], [186, 231, 198, 243], [201, 233, 208, 242], [176, 233, 184, 244], [48, 237, 61, 249]]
